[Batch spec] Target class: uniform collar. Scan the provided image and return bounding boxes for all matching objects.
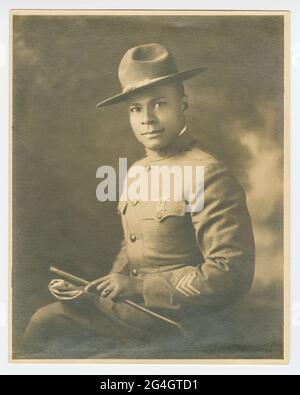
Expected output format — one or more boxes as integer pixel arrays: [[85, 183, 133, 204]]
[[145, 127, 194, 162]]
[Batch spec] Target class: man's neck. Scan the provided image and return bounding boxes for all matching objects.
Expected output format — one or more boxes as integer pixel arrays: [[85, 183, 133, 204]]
[[145, 126, 194, 162]]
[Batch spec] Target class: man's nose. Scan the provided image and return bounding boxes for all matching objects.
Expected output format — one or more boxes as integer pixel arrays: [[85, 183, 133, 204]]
[[141, 107, 156, 125]]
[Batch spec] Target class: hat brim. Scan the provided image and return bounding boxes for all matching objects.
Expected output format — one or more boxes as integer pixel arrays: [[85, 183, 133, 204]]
[[96, 66, 208, 108]]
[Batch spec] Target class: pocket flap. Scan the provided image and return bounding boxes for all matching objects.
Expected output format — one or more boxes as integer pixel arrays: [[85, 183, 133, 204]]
[[142, 201, 186, 222]]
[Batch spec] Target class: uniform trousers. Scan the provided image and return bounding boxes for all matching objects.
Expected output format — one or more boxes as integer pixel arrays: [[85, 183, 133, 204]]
[[21, 296, 193, 359]]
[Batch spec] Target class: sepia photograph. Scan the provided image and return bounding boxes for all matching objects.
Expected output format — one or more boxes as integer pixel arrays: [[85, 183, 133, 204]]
[[10, 10, 289, 362]]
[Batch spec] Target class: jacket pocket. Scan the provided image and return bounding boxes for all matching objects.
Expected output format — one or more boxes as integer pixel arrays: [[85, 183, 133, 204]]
[[140, 200, 197, 265], [141, 201, 186, 223]]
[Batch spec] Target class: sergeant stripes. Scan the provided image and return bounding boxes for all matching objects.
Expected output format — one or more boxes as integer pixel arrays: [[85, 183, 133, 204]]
[[175, 271, 201, 297]]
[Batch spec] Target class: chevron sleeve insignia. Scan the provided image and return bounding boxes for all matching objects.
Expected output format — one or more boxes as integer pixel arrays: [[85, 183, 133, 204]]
[[175, 271, 201, 297]]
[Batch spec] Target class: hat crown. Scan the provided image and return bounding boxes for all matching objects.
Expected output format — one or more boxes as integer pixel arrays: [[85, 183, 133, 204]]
[[118, 43, 178, 92], [96, 42, 207, 108]]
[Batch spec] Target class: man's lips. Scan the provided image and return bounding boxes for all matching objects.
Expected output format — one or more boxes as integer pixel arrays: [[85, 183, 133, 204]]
[[141, 128, 164, 136]]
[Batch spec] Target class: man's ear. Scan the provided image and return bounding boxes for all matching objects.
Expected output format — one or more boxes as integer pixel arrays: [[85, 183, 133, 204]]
[[182, 95, 188, 111]]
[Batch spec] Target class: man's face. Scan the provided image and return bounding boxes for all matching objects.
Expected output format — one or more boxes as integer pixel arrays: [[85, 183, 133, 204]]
[[128, 83, 187, 151]]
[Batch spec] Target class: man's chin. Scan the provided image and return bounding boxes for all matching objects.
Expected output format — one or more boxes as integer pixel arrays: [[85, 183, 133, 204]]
[[143, 141, 166, 151], [140, 136, 170, 151]]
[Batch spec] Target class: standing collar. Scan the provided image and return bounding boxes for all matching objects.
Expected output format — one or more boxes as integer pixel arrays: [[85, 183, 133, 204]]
[[145, 127, 195, 162], [178, 125, 187, 136]]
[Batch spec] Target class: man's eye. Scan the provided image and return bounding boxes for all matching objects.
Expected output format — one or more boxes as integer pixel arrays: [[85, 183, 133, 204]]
[[154, 101, 167, 109], [129, 106, 141, 113]]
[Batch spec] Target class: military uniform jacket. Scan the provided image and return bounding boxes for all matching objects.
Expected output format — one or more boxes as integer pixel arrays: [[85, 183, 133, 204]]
[[107, 132, 255, 334]]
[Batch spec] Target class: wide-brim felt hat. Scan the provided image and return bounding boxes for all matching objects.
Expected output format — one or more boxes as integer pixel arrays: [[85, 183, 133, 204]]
[[96, 43, 207, 108]]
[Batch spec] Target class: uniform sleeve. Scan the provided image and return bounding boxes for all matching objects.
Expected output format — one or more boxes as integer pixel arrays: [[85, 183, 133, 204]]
[[110, 239, 130, 275], [142, 162, 255, 311]]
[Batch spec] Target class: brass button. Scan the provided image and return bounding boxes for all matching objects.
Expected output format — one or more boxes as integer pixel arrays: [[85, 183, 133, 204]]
[[131, 268, 138, 277], [130, 234, 137, 243]]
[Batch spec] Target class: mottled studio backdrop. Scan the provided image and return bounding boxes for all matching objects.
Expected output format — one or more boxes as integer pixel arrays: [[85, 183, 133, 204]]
[[13, 15, 284, 356]]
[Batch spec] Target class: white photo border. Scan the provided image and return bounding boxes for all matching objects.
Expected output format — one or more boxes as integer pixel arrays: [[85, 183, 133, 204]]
[[1, 0, 299, 375]]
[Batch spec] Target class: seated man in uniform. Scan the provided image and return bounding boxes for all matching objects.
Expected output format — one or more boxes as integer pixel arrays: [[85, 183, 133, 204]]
[[22, 43, 255, 359]]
